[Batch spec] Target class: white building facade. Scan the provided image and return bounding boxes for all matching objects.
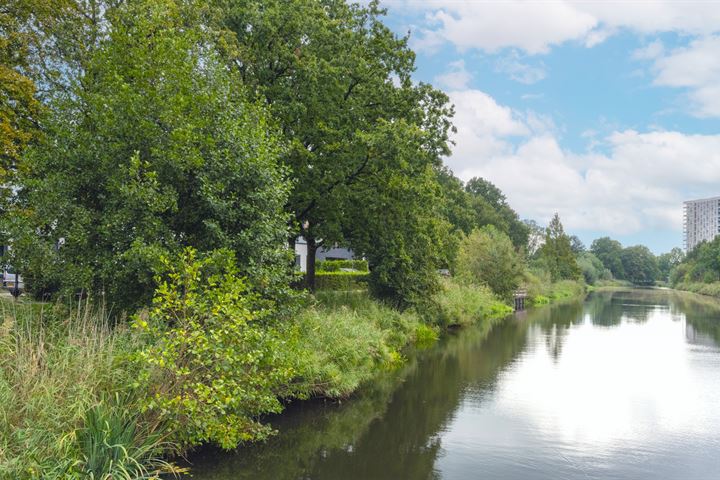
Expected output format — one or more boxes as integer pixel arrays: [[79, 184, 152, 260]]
[[684, 196, 720, 251]]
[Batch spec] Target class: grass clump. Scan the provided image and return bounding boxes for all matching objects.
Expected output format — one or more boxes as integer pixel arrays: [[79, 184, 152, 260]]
[[427, 279, 512, 328], [0, 299, 178, 479], [297, 291, 421, 397]]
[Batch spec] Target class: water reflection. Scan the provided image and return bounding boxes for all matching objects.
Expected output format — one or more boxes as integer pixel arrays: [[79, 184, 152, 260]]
[[187, 289, 720, 480]]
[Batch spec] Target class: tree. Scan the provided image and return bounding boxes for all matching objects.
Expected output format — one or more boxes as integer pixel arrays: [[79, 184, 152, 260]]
[[591, 236, 625, 280], [569, 235, 585, 254], [657, 247, 685, 282], [0, 0, 49, 205], [539, 213, 580, 281], [620, 245, 659, 285], [465, 177, 529, 249], [11, 0, 292, 310], [524, 219, 545, 256], [577, 251, 610, 285], [455, 225, 524, 299], [217, 0, 454, 302]]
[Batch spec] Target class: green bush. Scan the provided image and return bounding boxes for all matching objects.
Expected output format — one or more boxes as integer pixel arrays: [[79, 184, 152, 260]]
[[425, 279, 512, 328], [315, 271, 369, 291], [132, 248, 301, 449], [316, 259, 369, 272], [455, 225, 524, 299]]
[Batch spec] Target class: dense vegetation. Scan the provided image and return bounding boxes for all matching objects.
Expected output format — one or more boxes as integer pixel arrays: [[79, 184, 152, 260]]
[[0, 0, 588, 477]]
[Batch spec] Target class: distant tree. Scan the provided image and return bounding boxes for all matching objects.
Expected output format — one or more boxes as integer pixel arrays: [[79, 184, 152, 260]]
[[539, 213, 580, 281], [577, 251, 611, 285], [524, 219, 545, 257], [465, 177, 529, 249], [455, 225, 524, 299], [620, 245, 659, 285], [657, 247, 685, 282], [569, 235, 585, 254], [591, 237, 625, 280]]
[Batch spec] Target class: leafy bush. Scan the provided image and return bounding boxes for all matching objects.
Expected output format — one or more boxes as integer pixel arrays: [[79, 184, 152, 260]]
[[455, 225, 524, 299], [316, 259, 369, 272], [132, 248, 301, 449], [315, 271, 369, 291]]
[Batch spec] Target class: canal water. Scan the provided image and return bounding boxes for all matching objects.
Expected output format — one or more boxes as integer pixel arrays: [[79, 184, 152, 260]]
[[186, 289, 720, 479]]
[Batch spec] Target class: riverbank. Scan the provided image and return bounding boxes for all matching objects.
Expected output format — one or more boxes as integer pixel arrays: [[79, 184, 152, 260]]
[[673, 281, 720, 299], [0, 278, 584, 478]]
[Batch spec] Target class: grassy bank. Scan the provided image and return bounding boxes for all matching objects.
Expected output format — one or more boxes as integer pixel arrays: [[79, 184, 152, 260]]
[[0, 279, 514, 478], [673, 281, 720, 299]]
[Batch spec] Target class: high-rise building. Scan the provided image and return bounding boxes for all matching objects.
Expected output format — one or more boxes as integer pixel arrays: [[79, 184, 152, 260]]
[[683, 196, 720, 251]]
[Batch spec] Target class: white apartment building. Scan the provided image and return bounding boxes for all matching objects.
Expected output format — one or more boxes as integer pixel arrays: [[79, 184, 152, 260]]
[[683, 196, 720, 251]]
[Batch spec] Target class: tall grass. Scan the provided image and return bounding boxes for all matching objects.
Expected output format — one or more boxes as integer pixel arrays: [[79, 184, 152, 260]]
[[0, 298, 179, 479]]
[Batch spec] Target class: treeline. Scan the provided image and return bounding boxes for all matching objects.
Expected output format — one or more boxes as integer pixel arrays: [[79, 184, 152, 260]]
[[669, 237, 720, 297]]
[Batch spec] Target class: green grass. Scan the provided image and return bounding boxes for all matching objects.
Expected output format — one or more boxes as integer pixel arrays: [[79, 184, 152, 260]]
[[0, 299, 181, 479], [674, 281, 720, 299]]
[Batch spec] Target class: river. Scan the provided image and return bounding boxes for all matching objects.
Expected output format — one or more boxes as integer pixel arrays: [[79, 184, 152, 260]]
[[185, 288, 720, 479]]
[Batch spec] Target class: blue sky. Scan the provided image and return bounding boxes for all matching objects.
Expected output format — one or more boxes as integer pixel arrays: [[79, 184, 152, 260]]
[[377, 1, 720, 253]]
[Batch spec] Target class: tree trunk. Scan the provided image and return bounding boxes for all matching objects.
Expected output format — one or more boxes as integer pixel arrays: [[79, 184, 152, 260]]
[[306, 236, 317, 291]]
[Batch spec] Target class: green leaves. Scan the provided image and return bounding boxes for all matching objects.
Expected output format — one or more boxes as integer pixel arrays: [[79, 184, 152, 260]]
[[132, 248, 300, 449], [10, 0, 292, 311]]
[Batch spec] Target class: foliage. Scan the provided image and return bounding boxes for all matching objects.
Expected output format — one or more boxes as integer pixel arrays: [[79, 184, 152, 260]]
[[657, 247, 684, 282], [9, 0, 292, 312], [620, 245, 659, 285], [455, 225, 525, 299], [425, 279, 512, 328], [0, 299, 164, 478], [671, 237, 720, 285], [0, 0, 46, 200], [76, 398, 182, 479], [577, 251, 612, 285], [315, 271, 369, 291], [296, 291, 422, 398], [316, 259, 369, 272], [218, 0, 454, 302], [591, 237, 626, 280], [132, 248, 300, 449], [539, 213, 581, 281], [465, 177, 529, 248]]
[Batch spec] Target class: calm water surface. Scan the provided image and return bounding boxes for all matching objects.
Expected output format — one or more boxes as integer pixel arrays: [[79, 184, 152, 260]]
[[187, 289, 720, 479]]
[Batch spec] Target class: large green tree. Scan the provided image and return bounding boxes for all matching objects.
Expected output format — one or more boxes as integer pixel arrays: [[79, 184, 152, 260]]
[[591, 236, 625, 280], [216, 0, 454, 302], [11, 0, 291, 310], [620, 245, 659, 285], [465, 177, 529, 249], [539, 213, 580, 281]]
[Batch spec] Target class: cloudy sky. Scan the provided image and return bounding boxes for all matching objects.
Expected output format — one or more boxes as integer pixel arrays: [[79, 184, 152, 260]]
[[378, 0, 720, 253]]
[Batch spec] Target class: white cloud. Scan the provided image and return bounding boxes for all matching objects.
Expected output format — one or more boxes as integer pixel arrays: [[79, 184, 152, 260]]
[[495, 52, 547, 84], [650, 36, 720, 117], [434, 60, 472, 90], [394, 1, 720, 55], [445, 89, 720, 235], [632, 40, 665, 60]]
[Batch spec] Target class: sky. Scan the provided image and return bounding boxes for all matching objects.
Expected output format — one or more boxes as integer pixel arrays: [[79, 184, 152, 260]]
[[375, 0, 720, 253]]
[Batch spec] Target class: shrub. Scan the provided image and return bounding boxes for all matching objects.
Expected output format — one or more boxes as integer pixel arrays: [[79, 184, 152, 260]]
[[315, 271, 369, 291], [316, 259, 369, 272], [132, 248, 301, 449], [455, 225, 524, 299]]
